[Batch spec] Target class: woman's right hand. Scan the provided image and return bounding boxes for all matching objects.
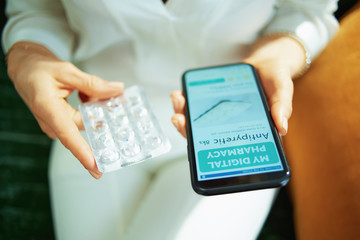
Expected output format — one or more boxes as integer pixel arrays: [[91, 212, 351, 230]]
[[6, 41, 124, 179]]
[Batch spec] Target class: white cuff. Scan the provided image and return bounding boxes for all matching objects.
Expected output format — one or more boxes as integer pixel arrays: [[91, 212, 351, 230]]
[[262, 0, 339, 58], [2, 15, 74, 61]]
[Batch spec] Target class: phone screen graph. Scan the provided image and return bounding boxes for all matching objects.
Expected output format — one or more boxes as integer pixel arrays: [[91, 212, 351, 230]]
[[184, 64, 284, 181]]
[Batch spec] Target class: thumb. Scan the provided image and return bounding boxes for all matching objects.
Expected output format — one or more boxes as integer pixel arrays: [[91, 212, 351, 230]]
[[268, 82, 293, 136], [271, 100, 292, 136], [60, 65, 124, 98]]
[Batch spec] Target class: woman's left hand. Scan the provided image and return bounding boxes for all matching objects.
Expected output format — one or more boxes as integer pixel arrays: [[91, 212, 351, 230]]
[[171, 35, 307, 137]]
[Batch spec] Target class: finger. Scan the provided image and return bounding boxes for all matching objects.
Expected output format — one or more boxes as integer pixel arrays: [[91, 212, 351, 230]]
[[268, 78, 294, 136], [171, 113, 187, 138], [62, 101, 85, 130], [36, 116, 57, 139], [72, 110, 85, 130], [35, 98, 102, 178], [58, 63, 124, 99], [78, 91, 89, 103], [57, 127, 102, 179], [78, 91, 103, 104], [39, 99, 85, 132], [170, 90, 185, 114], [56, 121, 102, 178]]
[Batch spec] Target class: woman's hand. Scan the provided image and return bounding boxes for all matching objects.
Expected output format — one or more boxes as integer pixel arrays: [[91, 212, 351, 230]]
[[6, 41, 124, 179], [170, 90, 187, 138], [171, 35, 307, 137]]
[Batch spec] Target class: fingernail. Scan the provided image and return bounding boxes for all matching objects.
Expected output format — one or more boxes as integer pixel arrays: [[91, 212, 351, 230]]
[[89, 170, 102, 179]]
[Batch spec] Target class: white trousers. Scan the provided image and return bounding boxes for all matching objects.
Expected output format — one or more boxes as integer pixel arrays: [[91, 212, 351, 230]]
[[48, 138, 277, 240]]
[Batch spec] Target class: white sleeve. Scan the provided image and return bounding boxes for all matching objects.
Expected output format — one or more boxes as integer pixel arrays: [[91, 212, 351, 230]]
[[2, 0, 74, 61], [262, 0, 339, 58]]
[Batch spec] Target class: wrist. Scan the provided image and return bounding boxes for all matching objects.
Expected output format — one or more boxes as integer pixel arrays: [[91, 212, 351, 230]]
[[6, 41, 57, 80], [6, 41, 56, 66], [247, 33, 311, 79], [7, 41, 53, 55]]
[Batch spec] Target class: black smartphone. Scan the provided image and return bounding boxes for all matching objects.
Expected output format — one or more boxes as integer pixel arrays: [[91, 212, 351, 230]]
[[182, 63, 290, 196]]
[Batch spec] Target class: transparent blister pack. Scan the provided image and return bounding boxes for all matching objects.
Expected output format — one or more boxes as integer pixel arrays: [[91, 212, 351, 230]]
[[80, 85, 171, 173]]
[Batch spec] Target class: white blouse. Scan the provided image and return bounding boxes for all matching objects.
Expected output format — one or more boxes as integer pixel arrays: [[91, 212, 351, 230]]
[[2, 0, 339, 159], [3, 0, 338, 81]]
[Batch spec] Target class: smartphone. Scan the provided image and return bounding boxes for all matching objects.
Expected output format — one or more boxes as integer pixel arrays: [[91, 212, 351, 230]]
[[182, 63, 290, 196]]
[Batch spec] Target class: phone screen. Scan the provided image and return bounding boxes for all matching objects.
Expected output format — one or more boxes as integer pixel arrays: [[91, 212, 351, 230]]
[[183, 63, 289, 194]]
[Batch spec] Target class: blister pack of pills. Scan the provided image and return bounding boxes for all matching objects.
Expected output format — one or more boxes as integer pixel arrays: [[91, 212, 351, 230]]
[[80, 85, 171, 173]]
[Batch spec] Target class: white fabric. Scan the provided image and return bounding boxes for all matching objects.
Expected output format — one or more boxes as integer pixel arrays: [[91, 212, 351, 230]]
[[49, 141, 152, 239], [2, 0, 339, 239], [2, 0, 339, 62], [123, 159, 277, 240], [50, 144, 277, 240], [262, 0, 339, 58]]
